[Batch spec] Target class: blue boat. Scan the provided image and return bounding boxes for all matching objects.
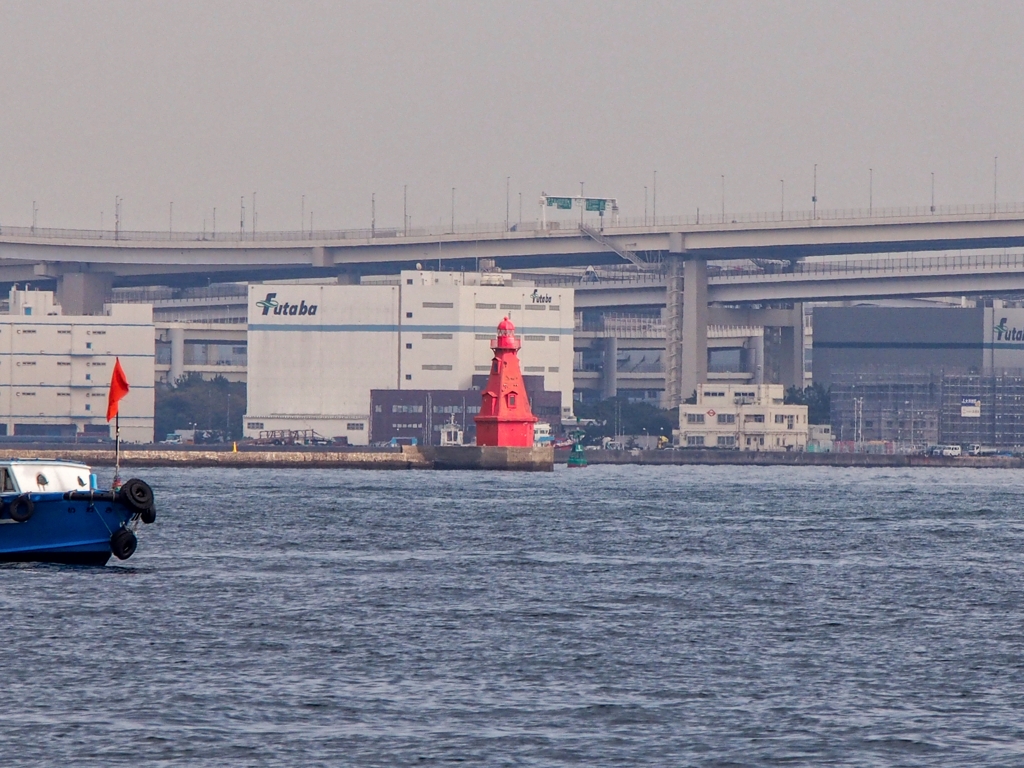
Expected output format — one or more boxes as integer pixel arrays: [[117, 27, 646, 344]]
[[0, 460, 155, 565]]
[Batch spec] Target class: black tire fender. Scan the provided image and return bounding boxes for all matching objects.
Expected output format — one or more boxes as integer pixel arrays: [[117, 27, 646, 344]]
[[9, 494, 34, 523], [110, 528, 138, 560], [118, 479, 154, 516]]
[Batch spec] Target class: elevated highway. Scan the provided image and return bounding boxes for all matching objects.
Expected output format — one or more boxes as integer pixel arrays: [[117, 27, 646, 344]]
[[4, 201, 1024, 290], [554, 251, 1024, 309]]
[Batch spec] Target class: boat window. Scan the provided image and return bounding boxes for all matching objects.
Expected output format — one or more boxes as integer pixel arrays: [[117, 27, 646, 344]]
[[0, 469, 13, 492], [36, 473, 48, 488]]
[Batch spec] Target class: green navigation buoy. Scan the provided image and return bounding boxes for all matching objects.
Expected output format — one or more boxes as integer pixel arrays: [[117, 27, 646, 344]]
[[567, 421, 587, 468]]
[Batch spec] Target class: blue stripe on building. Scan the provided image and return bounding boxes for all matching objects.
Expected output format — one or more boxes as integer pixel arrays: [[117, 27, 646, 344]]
[[248, 324, 571, 335]]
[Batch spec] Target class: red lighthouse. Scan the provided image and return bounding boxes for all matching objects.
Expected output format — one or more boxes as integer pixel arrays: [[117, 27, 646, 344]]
[[475, 317, 538, 447]]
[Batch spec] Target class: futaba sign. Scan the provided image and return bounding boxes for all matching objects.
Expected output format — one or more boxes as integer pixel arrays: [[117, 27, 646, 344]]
[[256, 292, 318, 317], [994, 317, 1024, 342], [530, 289, 553, 304]]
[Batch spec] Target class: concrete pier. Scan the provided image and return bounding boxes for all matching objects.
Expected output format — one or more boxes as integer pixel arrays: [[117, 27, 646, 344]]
[[424, 445, 554, 472], [0, 444, 555, 471]]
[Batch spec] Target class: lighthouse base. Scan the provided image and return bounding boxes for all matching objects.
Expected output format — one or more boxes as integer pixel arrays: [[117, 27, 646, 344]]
[[425, 445, 554, 472]]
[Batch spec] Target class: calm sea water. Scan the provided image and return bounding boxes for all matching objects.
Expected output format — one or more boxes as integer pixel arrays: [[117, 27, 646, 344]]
[[3, 465, 1024, 766]]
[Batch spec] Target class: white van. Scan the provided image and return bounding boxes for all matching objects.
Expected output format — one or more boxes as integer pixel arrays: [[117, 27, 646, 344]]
[[940, 445, 962, 457]]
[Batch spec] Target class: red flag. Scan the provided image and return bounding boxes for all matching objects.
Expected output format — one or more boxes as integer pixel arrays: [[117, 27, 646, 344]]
[[106, 358, 130, 421]]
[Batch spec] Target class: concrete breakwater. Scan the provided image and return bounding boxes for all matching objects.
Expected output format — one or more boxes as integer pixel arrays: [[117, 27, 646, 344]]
[[1, 445, 1015, 470], [562, 448, 1024, 468], [0, 445, 555, 471]]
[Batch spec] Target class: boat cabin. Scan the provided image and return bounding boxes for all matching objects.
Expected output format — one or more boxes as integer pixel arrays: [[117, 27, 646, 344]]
[[0, 460, 93, 494]]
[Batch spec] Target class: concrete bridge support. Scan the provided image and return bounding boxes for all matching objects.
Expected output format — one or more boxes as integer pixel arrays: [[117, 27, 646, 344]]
[[681, 257, 709, 403], [664, 254, 684, 407], [778, 304, 805, 390], [602, 336, 618, 399], [665, 237, 711, 408], [169, 326, 185, 384]]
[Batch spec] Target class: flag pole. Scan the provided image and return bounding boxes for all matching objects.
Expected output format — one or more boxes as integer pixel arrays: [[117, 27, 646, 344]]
[[114, 411, 121, 490]]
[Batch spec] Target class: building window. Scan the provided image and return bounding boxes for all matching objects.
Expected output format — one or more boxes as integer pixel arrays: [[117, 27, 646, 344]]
[[421, 333, 453, 340], [346, 423, 365, 431], [86, 342, 92, 349], [422, 302, 453, 309], [475, 303, 496, 310], [85, 374, 91, 380], [406, 279, 414, 285], [406, 343, 413, 349], [745, 414, 765, 423], [247, 422, 264, 429], [508, 394, 517, 407], [548, 335, 560, 341], [775, 414, 786, 424], [405, 374, 412, 380], [85, 404, 91, 411], [500, 304, 521, 311], [548, 366, 559, 372], [687, 435, 704, 447], [422, 364, 453, 371], [406, 312, 413, 318], [717, 413, 735, 424], [392, 405, 424, 413], [717, 435, 736, 447], [686, 413, 705, 424]]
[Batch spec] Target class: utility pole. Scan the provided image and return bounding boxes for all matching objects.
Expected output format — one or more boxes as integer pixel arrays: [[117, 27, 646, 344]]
[[720, 175, 725, 223], [652, 170, 657, 222], [812, 164, 818, 220]]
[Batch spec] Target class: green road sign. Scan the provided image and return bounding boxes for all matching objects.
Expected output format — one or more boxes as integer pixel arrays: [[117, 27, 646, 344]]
[[546, 197, 573, 209], [585, 198, 607, 212]]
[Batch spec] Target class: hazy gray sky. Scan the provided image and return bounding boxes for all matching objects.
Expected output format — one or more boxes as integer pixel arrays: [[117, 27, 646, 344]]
[[1, 0, 1022, 232]]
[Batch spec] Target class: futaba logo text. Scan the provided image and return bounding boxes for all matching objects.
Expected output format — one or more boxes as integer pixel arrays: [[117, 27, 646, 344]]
[[994, 317, 1024, 341], [530, 289, 553, 304], [256, 292, 318, 317]]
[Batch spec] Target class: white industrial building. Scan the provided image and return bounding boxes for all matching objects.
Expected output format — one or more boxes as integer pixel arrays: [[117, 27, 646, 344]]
[[0, 289, 155, 442], [244, 271, 575, 444], [677, 383, 809, 451]]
